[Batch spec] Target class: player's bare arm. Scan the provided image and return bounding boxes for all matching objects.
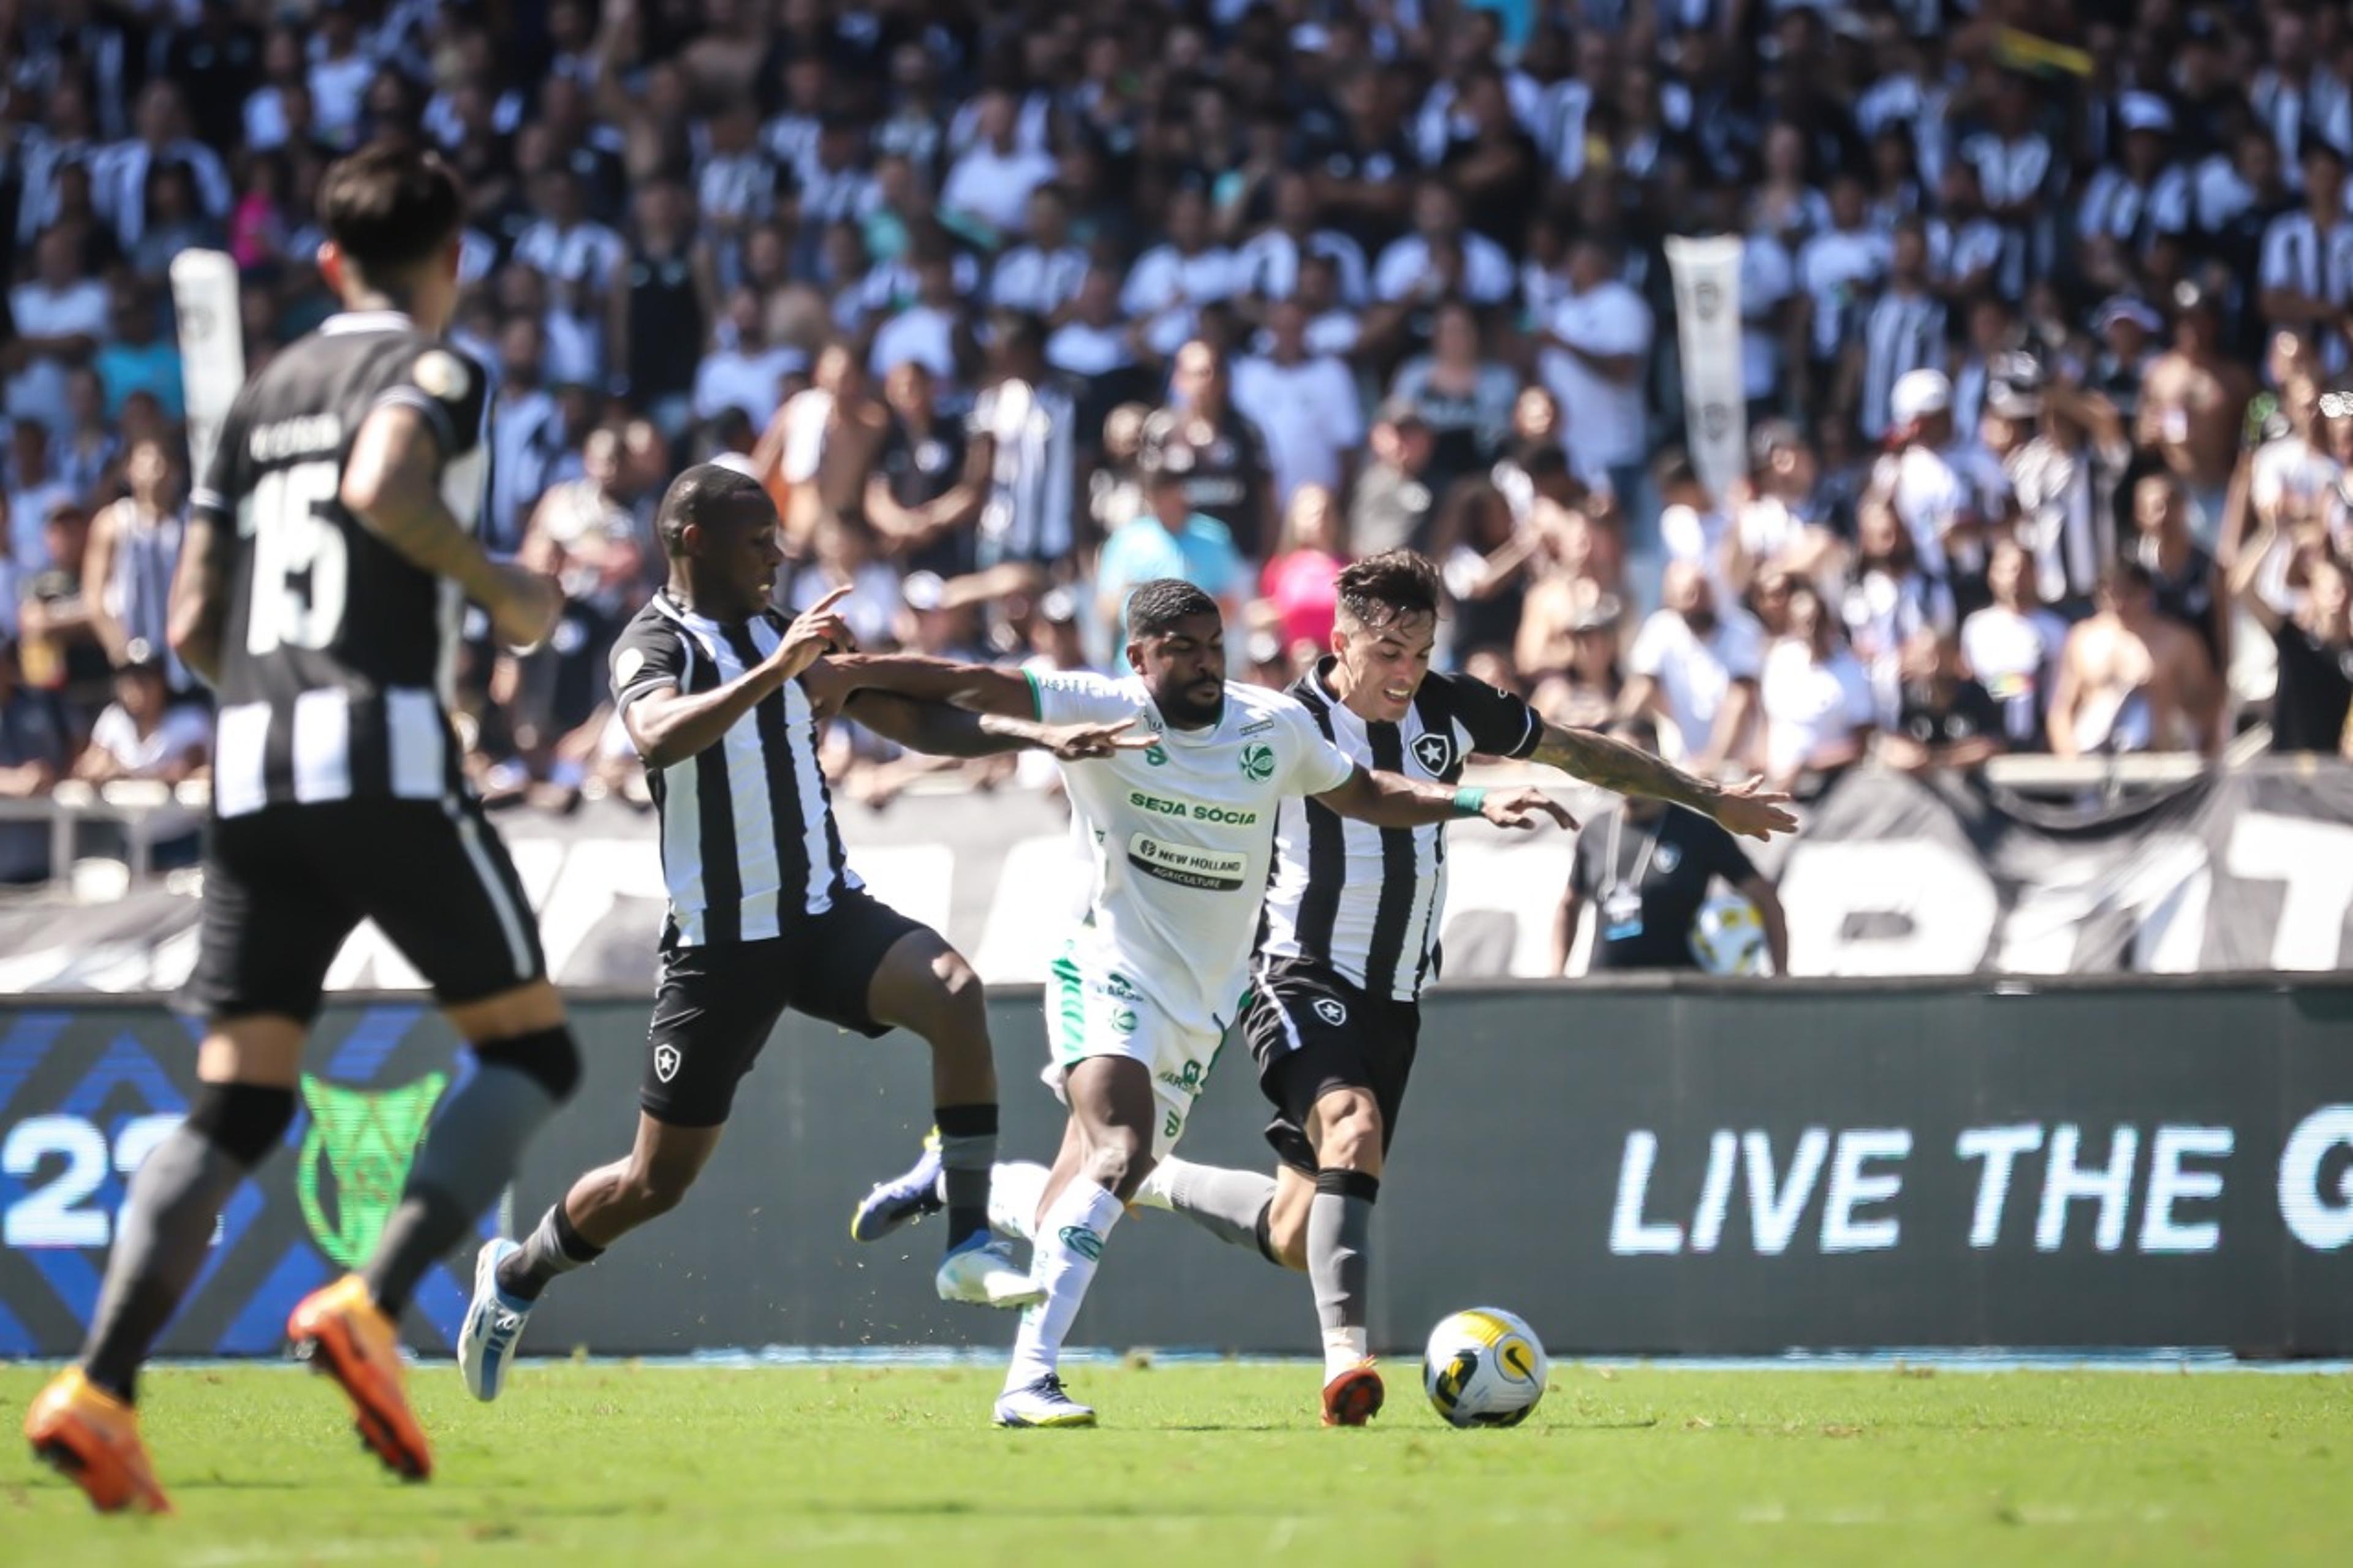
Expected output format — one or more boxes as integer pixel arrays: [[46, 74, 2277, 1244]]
[[341, 402, 559, 651], [1313, 763, 1578, 832], [817, 681, 1150, 762], [822, 651, 1041, 719], [1528, 721, 1798, 841], [2228, 518, 2286, 635], [165, 514, 230, 684], [623, 586, 856, 767]]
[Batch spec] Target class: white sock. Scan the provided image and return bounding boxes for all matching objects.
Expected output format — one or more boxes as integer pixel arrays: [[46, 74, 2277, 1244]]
[[987, 1161, 1049, 1241], [1129, 1158, 1180, 1210], [1004, 1179, 1123, 1392], [1324, 1327, 1371, 1381]]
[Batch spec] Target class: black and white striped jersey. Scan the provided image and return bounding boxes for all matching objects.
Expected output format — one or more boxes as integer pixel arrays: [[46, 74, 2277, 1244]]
[[969, 376, 1078, 564], [193, 311, 491, 820], [608, 594, 857, 948], [1259, 660, 1542, 1002]]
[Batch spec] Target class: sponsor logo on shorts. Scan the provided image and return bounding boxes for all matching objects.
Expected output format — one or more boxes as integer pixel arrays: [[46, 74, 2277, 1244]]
[[1313, 997, 1348, 1026], [1127, 833, 1249, 891], [1412, 731, 1457, 775], [653, 1043, 682, 1083], [1058, 1225, 1105, 1261], [1156, 1059, 1207, 1096], [1104, 972, 1139, 1001], [1240, 742, 1276, 782]]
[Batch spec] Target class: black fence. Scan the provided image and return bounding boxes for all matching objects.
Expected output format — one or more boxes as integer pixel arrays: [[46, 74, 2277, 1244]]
[[3, 977, 2351, 1360]]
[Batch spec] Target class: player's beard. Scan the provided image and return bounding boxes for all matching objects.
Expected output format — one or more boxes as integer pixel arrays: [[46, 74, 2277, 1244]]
[[1155, 676, 1224, 730]]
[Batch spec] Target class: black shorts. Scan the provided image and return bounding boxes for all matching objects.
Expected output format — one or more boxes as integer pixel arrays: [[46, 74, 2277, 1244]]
[[1239, 958, 1420, 1176], [640, 888, 928, 1127], [185, 797, 547, 1024]]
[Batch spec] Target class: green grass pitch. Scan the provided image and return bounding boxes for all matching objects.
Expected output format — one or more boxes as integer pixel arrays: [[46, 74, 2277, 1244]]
[[3, 1362, 2349, 1564]]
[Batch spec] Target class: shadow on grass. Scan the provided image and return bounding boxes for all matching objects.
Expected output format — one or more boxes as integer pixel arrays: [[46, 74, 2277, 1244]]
[[1153, 1422, 1302, 1433]]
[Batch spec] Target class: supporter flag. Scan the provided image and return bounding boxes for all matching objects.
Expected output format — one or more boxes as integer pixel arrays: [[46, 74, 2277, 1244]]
[[171, 249, 245, 484], [1664, 236, 1746, 507]]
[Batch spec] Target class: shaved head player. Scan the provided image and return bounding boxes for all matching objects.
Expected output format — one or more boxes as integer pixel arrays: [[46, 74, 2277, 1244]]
[[452, 464, 1150, 1401]]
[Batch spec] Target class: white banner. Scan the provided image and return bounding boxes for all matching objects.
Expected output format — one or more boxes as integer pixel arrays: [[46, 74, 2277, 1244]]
[[9, 764, 2353, 994], [1662, 235, 1746, 507], [169, 249, 244, 485]]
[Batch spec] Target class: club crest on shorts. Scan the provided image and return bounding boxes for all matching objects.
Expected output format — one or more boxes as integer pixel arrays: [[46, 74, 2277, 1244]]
[[1412, 732, 1456, 775], [653, 1043, 682, 1083], [1313, 996, 1347, 1026]]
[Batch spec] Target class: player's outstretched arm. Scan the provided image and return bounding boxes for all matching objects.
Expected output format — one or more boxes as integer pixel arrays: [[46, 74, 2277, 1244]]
[[623, 589, 855, 767], [1313, 765, 1578, 832], [342, 404, 559, 651], [824, 685, 1150, 762], [822, 653, 1040, 719], [1528, 721, 1798, 842]]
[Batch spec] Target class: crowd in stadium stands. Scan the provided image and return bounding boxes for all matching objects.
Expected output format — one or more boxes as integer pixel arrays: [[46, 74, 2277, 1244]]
[[6, 0, 2353, 875]]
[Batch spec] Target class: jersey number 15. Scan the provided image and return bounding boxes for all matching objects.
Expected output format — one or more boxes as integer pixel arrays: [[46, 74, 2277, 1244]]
[[246, 459, 349, 655]]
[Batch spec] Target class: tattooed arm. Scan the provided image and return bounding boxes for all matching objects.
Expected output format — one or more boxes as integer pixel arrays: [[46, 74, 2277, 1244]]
[[342, 404, 560, 651], [166, 513, 231, 685], [1528, 720, 1798, 841]]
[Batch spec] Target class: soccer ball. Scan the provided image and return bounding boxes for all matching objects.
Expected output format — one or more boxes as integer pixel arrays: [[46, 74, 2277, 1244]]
[[1689, 893, 1768, 974], [1422, 1307, 1548, 1428]]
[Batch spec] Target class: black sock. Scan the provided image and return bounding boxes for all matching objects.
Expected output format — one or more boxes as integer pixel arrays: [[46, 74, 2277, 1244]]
[[1253, 1201, 1281, 1267], [936, 1104, 998, 1248], [497, 1201, 605, 1302], [1159, 1158, 1284, 1263], [362, 1054, 567, 1318], [83, 1084, 294, 1403], [1309, 1168, 1381, 1354], [362, 1187, 471, 1319]]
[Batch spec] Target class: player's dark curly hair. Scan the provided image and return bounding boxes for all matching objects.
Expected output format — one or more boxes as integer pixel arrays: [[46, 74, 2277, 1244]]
[[1337, 549, 1444, 632], [1125, 578, 1221, 639], [318, 141, 464, 274]]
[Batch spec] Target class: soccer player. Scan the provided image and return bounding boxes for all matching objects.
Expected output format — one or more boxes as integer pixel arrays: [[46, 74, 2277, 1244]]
[[859, 551, 1797, 1426], [453, 465, 1146, 1401], [25, 143, 577, 1510], [826, 576, 1577, 1426]]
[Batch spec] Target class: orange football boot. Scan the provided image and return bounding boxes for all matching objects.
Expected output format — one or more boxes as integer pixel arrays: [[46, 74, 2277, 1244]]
[[1320, 1360, 1385, 1428], [287, 1275, 433, 1480], [23, 1366, 172, 1513]]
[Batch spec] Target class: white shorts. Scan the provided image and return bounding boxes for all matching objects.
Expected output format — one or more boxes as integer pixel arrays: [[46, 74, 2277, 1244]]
[[1042, 952, 1224, 1158]]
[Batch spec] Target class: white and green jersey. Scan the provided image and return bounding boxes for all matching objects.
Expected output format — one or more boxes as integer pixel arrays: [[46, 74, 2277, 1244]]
[[1026, 670, 1357, 1036]]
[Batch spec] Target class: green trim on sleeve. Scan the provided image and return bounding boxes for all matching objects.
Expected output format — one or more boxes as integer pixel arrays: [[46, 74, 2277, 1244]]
[[1024, 667, 1045, 722]]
